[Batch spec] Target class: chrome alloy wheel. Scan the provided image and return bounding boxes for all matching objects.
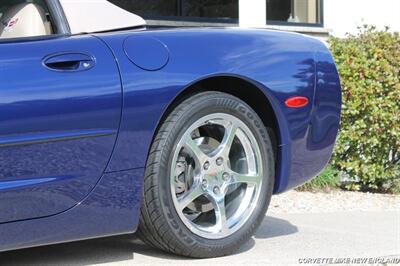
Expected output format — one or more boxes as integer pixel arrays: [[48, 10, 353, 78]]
[[170, 113, 264, 239]]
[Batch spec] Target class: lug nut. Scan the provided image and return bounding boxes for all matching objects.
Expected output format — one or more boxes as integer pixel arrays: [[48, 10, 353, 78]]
[[222, 172, 230, 181], [213, 186, 220, 194], [203, 161, 210, 170], [202, 179, 208, 189], [216, 157, 224, 166]]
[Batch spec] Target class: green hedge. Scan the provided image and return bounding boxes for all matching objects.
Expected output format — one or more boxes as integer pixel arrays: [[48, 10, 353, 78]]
[[329, 25, 400, 193], [296, 166, 340, 192]]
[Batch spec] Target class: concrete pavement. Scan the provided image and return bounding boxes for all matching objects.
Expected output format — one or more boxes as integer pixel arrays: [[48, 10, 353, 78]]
[[0, 211, 399, 265]]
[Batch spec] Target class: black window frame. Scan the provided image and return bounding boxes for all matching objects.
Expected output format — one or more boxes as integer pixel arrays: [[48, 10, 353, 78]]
[[47, 0, 71, 35], [266, 0, 324, 28], [133, 0, 239, 24]]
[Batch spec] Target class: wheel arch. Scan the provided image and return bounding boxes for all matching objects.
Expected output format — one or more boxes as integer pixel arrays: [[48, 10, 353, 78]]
[[149, 74, 287, 193]]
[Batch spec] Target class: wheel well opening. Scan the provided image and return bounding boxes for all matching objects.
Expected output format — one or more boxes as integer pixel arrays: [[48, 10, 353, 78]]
[[156, 76, 280, 162]]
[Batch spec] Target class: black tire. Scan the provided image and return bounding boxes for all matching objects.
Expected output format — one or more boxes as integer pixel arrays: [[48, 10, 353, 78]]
[[137, 91, 275, 258]]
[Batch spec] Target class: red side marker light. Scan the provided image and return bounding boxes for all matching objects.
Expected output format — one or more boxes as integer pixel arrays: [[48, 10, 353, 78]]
[[285, 96, 309, 108]]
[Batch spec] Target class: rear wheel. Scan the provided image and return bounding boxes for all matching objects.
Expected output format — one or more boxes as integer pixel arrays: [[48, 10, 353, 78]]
[[138, 91, 275, 258]]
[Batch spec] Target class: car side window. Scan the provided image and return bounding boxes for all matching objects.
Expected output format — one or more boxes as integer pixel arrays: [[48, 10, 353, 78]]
[[0, 0, 54, 39]]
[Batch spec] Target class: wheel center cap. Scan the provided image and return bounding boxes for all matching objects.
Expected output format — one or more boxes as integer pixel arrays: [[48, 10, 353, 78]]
[[208, 170, 218, 178], [204, 169, 225, 188]]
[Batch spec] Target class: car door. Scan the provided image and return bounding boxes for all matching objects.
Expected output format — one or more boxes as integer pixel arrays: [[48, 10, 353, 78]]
[[0, 35, 122, 223]]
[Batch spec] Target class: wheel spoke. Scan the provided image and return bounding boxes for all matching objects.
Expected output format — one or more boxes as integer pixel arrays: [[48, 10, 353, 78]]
[[216, 123, 237, 157], [230, 171, 262, 186], [177, 184, 204, 211], [209, 194, 228, 233], [184, 136, 207, 162]]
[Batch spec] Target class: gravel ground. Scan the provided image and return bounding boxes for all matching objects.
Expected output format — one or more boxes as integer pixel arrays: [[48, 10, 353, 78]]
[[269, 190, 400, 214]]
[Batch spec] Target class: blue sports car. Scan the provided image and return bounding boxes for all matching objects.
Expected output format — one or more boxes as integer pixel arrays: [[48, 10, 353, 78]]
[[0, 0, 341, 258]]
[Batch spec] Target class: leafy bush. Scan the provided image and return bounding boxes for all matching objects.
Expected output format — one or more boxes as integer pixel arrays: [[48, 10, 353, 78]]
[[329, 25, 400, 193], [297, 166, 340, 192]]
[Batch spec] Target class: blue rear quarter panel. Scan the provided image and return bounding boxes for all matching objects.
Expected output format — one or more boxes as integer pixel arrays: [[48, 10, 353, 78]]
[[99, 28, 341, 192]]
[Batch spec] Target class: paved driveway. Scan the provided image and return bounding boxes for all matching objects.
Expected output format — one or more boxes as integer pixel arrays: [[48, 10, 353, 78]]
[[1, 211, 399, 265]]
